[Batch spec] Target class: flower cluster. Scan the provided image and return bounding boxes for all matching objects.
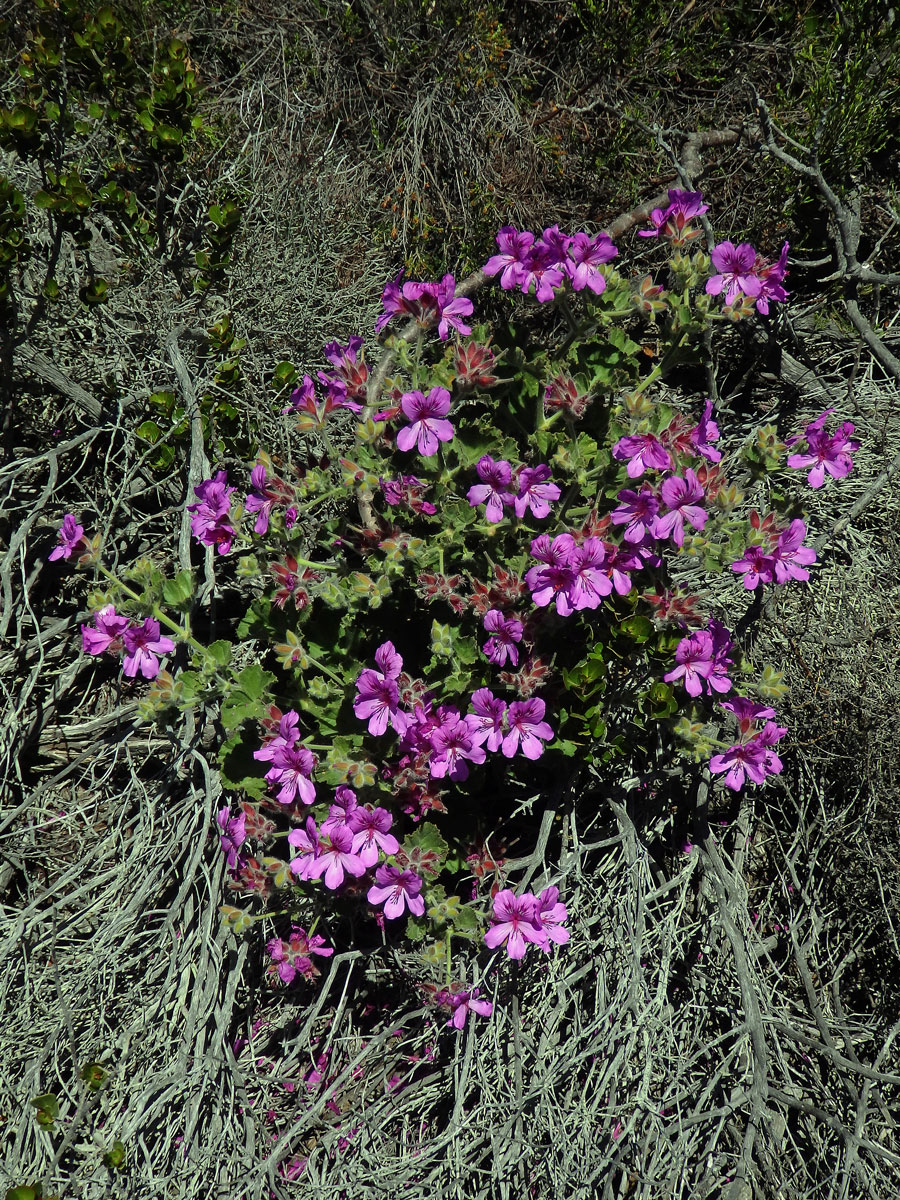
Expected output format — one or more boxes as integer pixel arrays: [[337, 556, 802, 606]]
[[526, 533, 640, 615], [81, 605, 176, 680], [638, 189, 709, 244], [253, 709, 317, 806], [376, 273, 473, 340], [710, 698, 787, 791], [466, 456, 561, 523], [187, 469, 236, 554], [664, 620, 734, 699], [49, 513, 91, 561], [706, 240, 790, 314], [731, 518, 816, 589], [483, 225, 618, 300], [266, 924, 334, 985], [786, 409, 859, 488], [484, 886, 569, 960], [612, 468, 708, 549]]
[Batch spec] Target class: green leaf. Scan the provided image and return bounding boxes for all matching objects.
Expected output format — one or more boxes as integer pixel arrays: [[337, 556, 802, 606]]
[[619, 615, 653, 643], [81, 1062, 108, 1092], [29, 1094, 58, 1127], [235, 664, 276, 700], [162, 568, 194, 605], [177, 671, 204, 702], [206, 640, 232, 667], [452, 904, 480, 931], [404, 917, 427, 942], [6, 1187, 42, 1200], [103, 1140, 126, 1170]]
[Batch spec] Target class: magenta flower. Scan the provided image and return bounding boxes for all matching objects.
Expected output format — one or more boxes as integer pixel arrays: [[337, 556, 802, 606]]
[[374, 639, 403, 680], [468, 688, 507, 752], [396, 387, 454, 457], [320, 336, 368, 406], [244, 464, 280, 535], [484, 889, 549, 959], [306, 825, 366, 890], [348, 805, 398, 867], [757, 720, 787, 776], [518, 232, 567, 302], [187, 470, 236, 554], [368, 865, 425, 919], [568, 538, 613, 610], [122, 618, 175, 679], [267, 925, 333, 984], [354, 669, 409, 737], [381, 474, 437, 515], [261, 743, 317, 806], [375, 272, 418, 333], [288, 816, 322, 880], [663, 630, 716, 698], [720, 697, 776, 726], [754, 242, 790, 315], [612, 434, 673, 478], [611, 484, 660, 543], [706, 242, 762, 304], [525, 532, 578, 615], [502, 698, 553, 760], [433, 274, 474, 340], [81, 604, 131, 656], [653, 469, 707, 547], [320, 785, 360, 837], [638, 189, 708, 244], [438, 986, 493, 1030], [689, 400, 722, 463], [49, 513, 88, 561], [467, 455, 515, 523], [771, 519, 816, 583], [731, 544, 776, 590], [534, 886, 570, 949], [564, 231, 618, 294], [254, 710, 301, 761], [514, 464, 560, 519], [483, 226, 536, 290], [217, 805, 247, 869], [787, 411, 859, 488], [482, 609, 523, 668], [429, 715, 487, 780], [710, 740, 768, 791]]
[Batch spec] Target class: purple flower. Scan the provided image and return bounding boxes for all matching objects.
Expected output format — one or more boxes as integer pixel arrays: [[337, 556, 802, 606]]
[[187, 471, 236, 554], [612, 434, 673, 478], [611, 484, 660, 543], [381, 474, 436, 516], [375, 272, 417, 333], [514, 464, 560, 519], [638, 189, 708, 244], [468, 688, 507, 752], [354, 669, 409, 737], [368, 866, 425, 919], [320, 785, 360, 837], [261, 743, 317, 806], [689, 400, 722, 463], [306, 825, 366, 889], [266, 925, 333, 984], [731, 544, 776, 590], [438, 986, 493, 1030], [772, 519, 816, 583], [564, 231, 618, 294], [217, 805, 247, 869], [81, 604, 131, 656], [653, 469, 707, 547], [518, 231, 567, 302], [526, 532, 578, 615], [395, 387, 454, 457], [49, 513, 87, 561], [484, 889, 549, 959], [288, 816, 322, 880], [754, 242, 790, 315], [787, 411, 859, 488], [374, 639, 403, 680], [429, 715, 487, 780], [348, 805, 398, 867], [706, 242, 762, 305], [244, 464, 278, 535], [502, 698, 553, 760], [533, 886, 570, 950], [482, 609, 523, 667], [483, 226, 536, 290], [122, 618, 176, 680], [720, 697, 776, 725], [254, 710, 301, 760], [433, 274, 474, 340], [665, 630, 712, 696], [467, 455, 515, 523], [568, 538, 613, 610], [710, 740, 768, 791]]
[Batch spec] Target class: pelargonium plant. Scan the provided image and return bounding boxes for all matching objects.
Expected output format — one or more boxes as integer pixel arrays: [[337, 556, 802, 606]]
[[47, 189, 858, 1062]]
